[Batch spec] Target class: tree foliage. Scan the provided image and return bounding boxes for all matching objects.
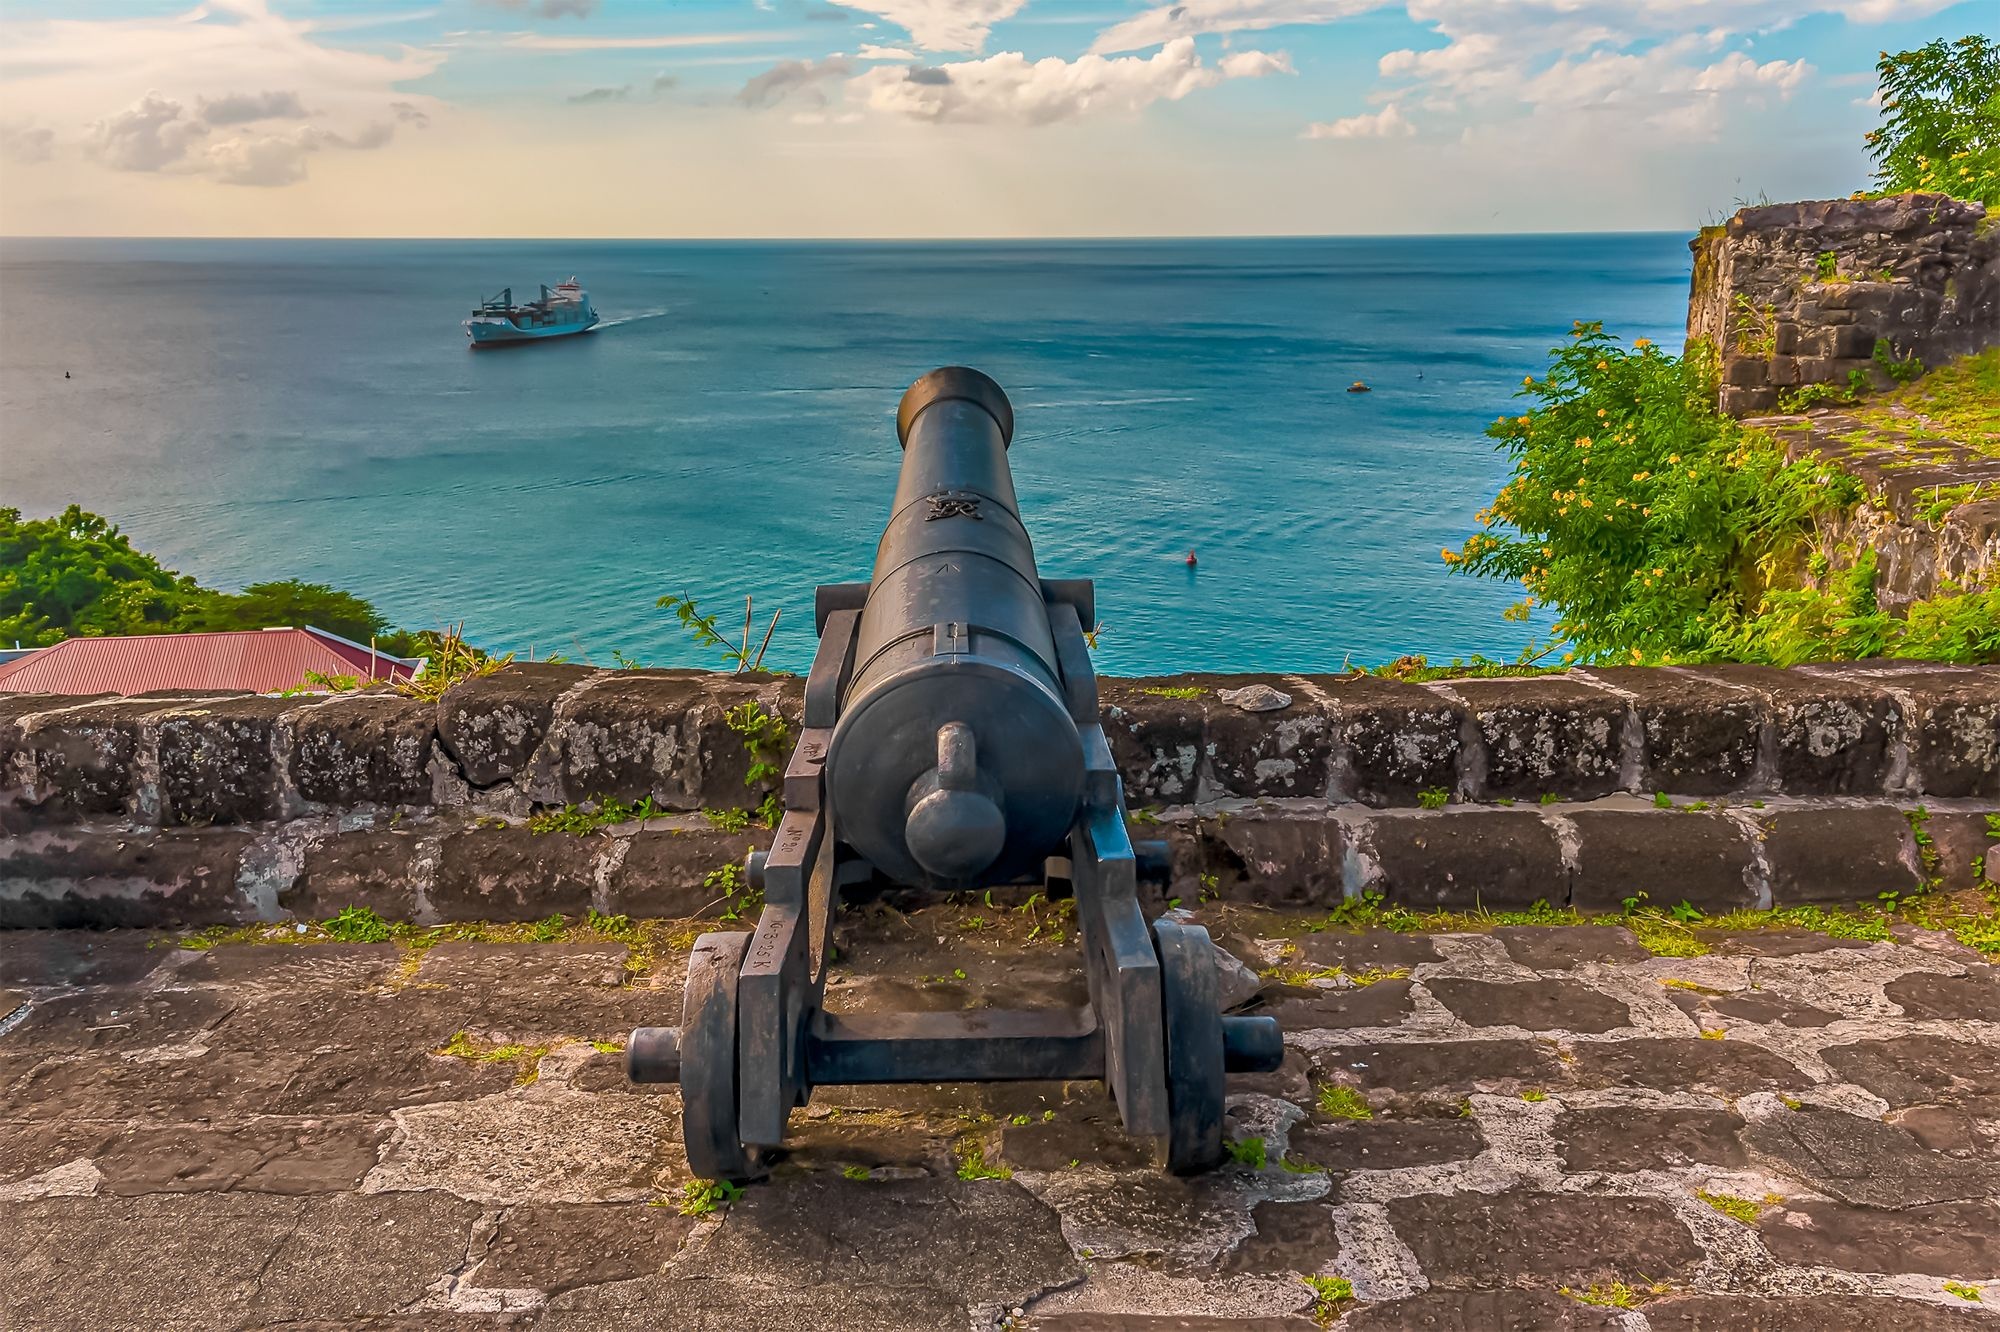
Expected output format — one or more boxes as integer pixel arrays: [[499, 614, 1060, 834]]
[[1866, 35, 2000, 206], [1448, 326, 1998, 666], [0, 505, 409, 651]]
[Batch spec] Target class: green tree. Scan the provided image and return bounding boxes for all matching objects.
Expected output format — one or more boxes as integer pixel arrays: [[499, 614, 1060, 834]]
[[181, 580, 391, 644], [1866, 35, 2000, 206], [0, 505, 199, 646]]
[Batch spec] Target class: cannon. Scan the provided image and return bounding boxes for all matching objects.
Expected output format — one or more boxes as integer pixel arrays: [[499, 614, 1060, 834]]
[[627, 367, 1283, 1178]]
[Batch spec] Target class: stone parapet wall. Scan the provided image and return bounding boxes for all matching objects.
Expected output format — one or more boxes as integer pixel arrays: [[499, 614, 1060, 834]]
[[3, 662, 1995, 927], [1687, 194, 1998, 417]]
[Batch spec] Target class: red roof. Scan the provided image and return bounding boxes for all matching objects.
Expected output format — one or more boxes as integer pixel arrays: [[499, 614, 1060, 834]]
[[0, 627, 424, 697]]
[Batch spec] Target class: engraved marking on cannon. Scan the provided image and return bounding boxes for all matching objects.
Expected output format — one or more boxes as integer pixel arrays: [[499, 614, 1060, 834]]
[[801, 740, 825, 761], [926, 494, 982, 521]]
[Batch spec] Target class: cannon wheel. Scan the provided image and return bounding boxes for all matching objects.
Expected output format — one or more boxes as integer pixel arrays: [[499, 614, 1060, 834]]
[[1153, 919, 1225, 1174], [680, 931, 761, 1182]]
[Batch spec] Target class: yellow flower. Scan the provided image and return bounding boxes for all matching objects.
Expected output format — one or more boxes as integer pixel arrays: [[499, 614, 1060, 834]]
[[1580, 498, 1593, 508], [1596, 360, 1609, 371], [1632, 471, 1649, 482], [1653, 567, 1664, 577], [1689, 470, 1698, 480], [1633, 338, 1653, 349], [1667, 454, 1680, 464]]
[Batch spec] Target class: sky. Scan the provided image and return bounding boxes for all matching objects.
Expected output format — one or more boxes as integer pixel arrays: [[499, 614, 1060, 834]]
[[0, 0, 1989, 237]]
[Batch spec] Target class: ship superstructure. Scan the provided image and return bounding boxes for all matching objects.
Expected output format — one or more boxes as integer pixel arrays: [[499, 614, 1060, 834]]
[[464, 277, 599, 346]]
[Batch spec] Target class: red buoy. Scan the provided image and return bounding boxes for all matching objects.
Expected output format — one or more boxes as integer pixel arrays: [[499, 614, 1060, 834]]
[[1185, 550, 1198, 567]]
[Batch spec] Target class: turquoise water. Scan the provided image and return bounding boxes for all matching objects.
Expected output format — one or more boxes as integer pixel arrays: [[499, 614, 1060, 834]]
[[0, 236, 1690, 674]]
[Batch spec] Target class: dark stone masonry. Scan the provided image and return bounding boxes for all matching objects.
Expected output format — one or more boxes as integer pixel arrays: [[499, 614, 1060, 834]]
[[3, 906, 1997, 1329], [1687, 194, 1998, 418], [2, 661, 1996, 927]]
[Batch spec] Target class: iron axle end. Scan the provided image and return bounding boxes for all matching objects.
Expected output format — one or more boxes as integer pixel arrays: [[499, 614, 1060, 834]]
[[626, 1026, 684, 1084]]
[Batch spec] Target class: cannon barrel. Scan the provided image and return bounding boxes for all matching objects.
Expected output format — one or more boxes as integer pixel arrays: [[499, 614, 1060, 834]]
[[823, 367, 1085, 889]]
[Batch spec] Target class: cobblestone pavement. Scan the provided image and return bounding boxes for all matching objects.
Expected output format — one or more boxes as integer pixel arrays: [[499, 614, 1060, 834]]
[[2, 906, 1998, 1331]]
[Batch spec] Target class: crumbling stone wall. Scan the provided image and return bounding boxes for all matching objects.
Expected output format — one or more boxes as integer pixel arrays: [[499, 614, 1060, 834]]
[[2, 663, 1995, 927], [1687, 194, 1998, 417]]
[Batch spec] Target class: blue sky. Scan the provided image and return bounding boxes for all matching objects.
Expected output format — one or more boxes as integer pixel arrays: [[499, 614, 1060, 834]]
[[0, 0, 1990, 236]]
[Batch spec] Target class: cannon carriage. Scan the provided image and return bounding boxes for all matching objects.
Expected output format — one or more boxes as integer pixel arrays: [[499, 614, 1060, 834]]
[[627, 367, 1282, 1178]]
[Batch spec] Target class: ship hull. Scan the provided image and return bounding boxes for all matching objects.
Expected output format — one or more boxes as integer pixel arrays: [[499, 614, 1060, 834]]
[[465, 314, 600, 348]]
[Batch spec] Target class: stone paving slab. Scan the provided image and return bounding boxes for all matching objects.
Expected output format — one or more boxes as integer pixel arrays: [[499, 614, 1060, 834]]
[[1, 910, 1997, 1331]]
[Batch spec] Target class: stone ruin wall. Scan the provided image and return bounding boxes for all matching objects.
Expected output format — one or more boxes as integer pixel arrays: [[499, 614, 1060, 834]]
[[2, 662, 1995, 929], [1687, 193, 1998, 419]]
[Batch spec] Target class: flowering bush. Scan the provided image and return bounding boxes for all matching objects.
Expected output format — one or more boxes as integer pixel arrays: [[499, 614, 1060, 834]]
[[1447, 323, 1855, 663], [1865, 35, 2000, 206]]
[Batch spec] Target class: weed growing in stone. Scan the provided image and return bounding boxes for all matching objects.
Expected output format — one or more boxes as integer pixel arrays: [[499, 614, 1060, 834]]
[[953, 1136, 1012, 1181], [434, 1030, 553, 1085], [323, 905, 393, 943], [841, 1165, 872, 1181], [1299, 1275, 1354, 1325], [1562, 1282, 1665, 1308], [1279, 1154, 1326, 1174], [1697, 1190, 1777, 1224], [1700, 1028, 1727, 1040], [1944, 1281, 1983, 1302], [1316, 1084, 1373, 1120], [1417, 787, 1450, 809], [1139, 685, 1205, 699], [679, 1178, 743, 1216], [529, 794, 663, 835], [1653, 792, 1674, 808], [703, 807, 752, 833], [1227, 1137, 1267, 1169], [1521, 1089, 1548, 1102], [528, 913, 566, 942]]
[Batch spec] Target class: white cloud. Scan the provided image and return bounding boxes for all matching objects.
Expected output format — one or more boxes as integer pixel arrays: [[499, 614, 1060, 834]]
[[824, 1, 1027, 53], [89, 92, 209, 171], [0, 121, 56, 164], [740, 55, 856, 108], [848, 35, 1291, 124], [199, 90, 310, 126], [857, 44, 917, 60], [1304, 103, 1415, 138], [1093, 0, 1378, 55], [4, 0, 443, 189]]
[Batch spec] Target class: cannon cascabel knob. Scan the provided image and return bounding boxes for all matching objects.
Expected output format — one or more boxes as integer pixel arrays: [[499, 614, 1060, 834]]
[[905, 722, 1006, 881]]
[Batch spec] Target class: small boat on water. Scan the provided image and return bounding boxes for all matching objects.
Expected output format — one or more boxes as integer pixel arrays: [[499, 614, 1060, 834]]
[[464, 277, 598, 347]]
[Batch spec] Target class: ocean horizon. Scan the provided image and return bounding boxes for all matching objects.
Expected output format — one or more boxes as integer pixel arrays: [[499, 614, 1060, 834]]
[[0, 233, 1694, 675]]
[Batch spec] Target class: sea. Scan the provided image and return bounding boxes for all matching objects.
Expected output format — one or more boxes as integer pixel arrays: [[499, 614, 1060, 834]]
[[0, 236, 1692, 675]]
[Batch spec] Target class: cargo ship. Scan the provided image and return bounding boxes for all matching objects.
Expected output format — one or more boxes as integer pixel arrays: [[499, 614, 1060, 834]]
[[463, 277, 599, 347]]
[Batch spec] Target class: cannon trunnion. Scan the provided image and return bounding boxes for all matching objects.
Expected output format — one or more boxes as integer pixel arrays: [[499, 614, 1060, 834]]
[[627, 367, 1283, 1177]]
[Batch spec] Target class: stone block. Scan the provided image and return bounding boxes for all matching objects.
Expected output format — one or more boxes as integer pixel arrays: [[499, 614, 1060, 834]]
[[291, 693, 438, 807], [1366, 810, 1567, 910], [436, 661, 595, 788], [281, 826, 431, 920], [1697, 665, 1901, 793], [1761, 807, 1921, 905], [1645, 1295, 1990, 1331], [1568, 810, 1758, 913], [1765, 353, 1802, 386], [1310, 1039, 1564, 1096], [1825, 324, 1877, 358], [1424, 976, 1632, 1033], [1555, 1107, 1746, 1171], [0, 826, 254, 927], [1312, 675, 1464, 806], [1821, 1035, 2000, 1109], [1197, 676, 1332, 800], [1184, 809, 1345, 908], [1583, 667, 1763, 794], [1759, 1199, 2000, 1279], [1385, 1192, 1704, 1288], [1719, 385, 1779, 415], [430, 825, 601, 920], [16, 698, 177, 819], [1899, 670, 2000, 798], [602, 827, 760, 918], [1568, 1037, 1807, 1096], [1724, 357, 1768, 388], [526, 670, 787, 810], [156, 696, 291, 825], [1744, 1105, 2000, 1208], [1097, 678, 1207, 803], [1448, 675, 1626, 800], [1921, 811, 2000, 892]]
